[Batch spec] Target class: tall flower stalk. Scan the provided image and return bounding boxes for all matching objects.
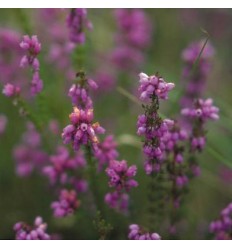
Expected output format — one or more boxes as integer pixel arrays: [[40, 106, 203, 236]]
[[136, 72, 175, 232]]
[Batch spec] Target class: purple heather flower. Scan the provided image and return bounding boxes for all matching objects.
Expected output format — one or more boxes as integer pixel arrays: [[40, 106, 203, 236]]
[[20, 35, 43, 95], [138, 72, 175, 101], [111, 9, 152, 72], [14, 216, 50, 240], [175, 175, 189, 188], [182, 98, 219, 152], [2, 83, 21, 97], [66, 8, 92, 44], [162, 125, 188, 153], [105, 160, 138, 213], [104, 191, 129, 214], [62, 107, 105, 151], [190, 136, 206, 151], [72, 179, 88, 193], [68, 72, 98, 109], [87, 78, 98, 90], [209, 202, 232, 239], [138, 115, 174, 141], [94, 135, 119, 171], [68, 81, 97, 109], [51, 189, 80, 218], [106, 160, 138, 191], [43, 146, 86, 186], [114, 9, 152, 49], [128, 224, 161, 240], [181, 98, 219, 121], [137, 114, 175, 174], [20, 35, 41, 56], [31, 71, 43, 95]]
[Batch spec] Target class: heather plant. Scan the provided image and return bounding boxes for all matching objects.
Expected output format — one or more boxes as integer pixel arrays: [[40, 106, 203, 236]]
[[0, 8, 231, 240]]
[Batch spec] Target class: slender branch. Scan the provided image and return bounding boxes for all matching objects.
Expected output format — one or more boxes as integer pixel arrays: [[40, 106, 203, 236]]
[[116, 86, 140, 106], [190, 29, 210, 78], [206, 145, 232, 168]]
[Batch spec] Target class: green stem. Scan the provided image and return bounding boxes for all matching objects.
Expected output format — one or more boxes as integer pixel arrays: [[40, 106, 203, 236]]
[[147, 172, 157, 230], [85, 145, 110, 239], [72, 45, 86, 71], [85, 145, 103, 214], [147, 172, 166, 231]]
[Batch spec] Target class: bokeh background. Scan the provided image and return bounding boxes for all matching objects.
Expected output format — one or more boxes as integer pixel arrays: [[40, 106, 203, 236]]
[[0, 9, 232, 239]]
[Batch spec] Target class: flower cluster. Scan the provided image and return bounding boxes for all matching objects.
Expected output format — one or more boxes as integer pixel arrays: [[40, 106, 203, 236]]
[[128, 224, 161, 240], [115, 10, 151, 49], [138, 115, 175, 174], [94, 135, 119, 171], [181, 40, 214, 107], [14, 216, 50, 240], [2, 83, 21, 97], [111, 9, 151, 71], [162, 122, 190, 206], [181, 98, 219, 151], [106, 160, 138, 190], [137, 72, 175, 174], [43, 146, 86, 190], [105, 160, 138, 213], [62, 107, 105, 151], [138, 72, 175, 101], [209, 202, 232, 240], [20, 35, 43, 95], [68, 71, 98, 108], [181, 98, 219, 121], [66, 8, 92, 44], [13, 122, 48, 177], [162, 122, 188, 154], [105, 191, 129, 214], [51, 189, 80, 218]]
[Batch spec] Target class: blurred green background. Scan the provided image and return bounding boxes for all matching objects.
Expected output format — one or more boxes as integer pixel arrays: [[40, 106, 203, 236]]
[[0, 9, 232, 240]]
